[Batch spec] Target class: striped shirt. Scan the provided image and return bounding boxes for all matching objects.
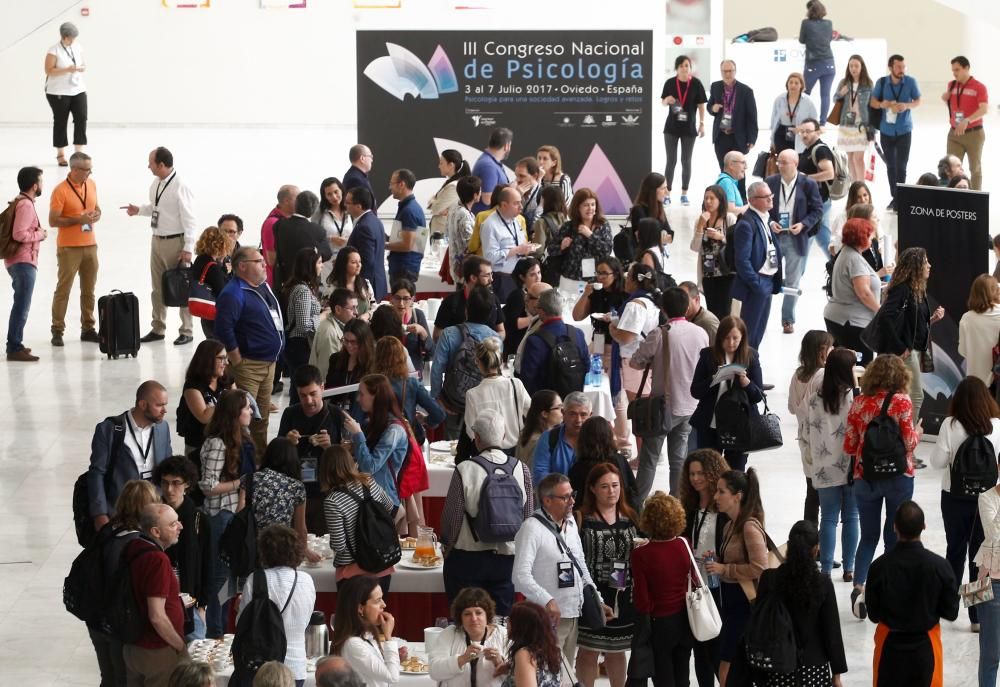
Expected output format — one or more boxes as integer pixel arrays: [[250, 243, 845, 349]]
[[323, 479, 395, 567]]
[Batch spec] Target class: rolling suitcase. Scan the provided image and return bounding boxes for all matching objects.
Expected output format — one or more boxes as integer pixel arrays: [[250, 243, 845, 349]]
[[98, 290, 141, 359]]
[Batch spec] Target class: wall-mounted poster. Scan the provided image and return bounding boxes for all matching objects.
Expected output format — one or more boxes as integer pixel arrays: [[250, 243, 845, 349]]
[[357, 30, 653, 215]]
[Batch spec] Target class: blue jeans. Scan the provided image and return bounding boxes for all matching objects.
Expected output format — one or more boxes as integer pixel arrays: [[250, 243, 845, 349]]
[[979, 580, 1000, 687], [6, 263, 37, 353], [804, 58, 837, 123], [185, 607, 206, 642], [777, 233, 807, 325], [206, 509, 235, 637], [807, 199, 832, 264], [817, 484, 859, 575], [853, 475, 914, 586]]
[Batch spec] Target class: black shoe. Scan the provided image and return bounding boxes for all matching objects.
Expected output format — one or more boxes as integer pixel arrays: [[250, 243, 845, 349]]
[[80, 329, 100, 344], [51, 333, 64, 347], [173, 335, 194, 346], [762, 383, 775, 391], [139, 331, 165, 343], [886, 200, 897, 213], [851, 588, 867, 620], [272, 380, 285, 394]]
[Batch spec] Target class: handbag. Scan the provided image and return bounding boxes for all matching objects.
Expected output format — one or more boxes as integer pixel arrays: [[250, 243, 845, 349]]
[[920, 336, 935, 373], [532, 514, 606, 630], [219, 472, 257, 578], [746, 394, 783, 452], [680, 537, 723, 641], [162, 263, 192, 308], [826, 99, 844, 126], [734, 520, 785, 602], [188, 261, 217, 320], [960, 576, 995, 607], [860, 297, 910, 355], [751, 149, 777, 179], [627, 324, 672, 438]]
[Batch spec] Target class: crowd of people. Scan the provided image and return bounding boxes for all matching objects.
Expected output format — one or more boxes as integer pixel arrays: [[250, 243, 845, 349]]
[[8, 5, 1000, 687]]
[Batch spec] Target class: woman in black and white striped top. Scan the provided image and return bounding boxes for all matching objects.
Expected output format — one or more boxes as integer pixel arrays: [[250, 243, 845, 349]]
[[284, 246, 323, 380], [321, 445, 397, 589]]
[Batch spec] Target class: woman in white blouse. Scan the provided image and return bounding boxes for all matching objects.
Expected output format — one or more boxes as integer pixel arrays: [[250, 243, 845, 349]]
[[959, 275, 1000, 387], [976, 461, 1000, 685], [313, 177, 353, 281], [331, 575, 400, 687], [464, 338, 531, 451], [44, 22, 87, 166], [929, 377, 1000, 634], [237, 524, 316, 685], [429, 587, 508, 687], [429, 150, 471, 236]]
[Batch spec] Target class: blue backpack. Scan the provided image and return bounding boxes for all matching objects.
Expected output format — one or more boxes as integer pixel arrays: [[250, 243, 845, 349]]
[[466, 453, 525, 543]]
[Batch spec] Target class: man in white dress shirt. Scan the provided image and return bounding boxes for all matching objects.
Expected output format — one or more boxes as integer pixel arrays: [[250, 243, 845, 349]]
[[513, 472, 612, 662], [480, 186, 535, 301], [125, 146, 197, 345]]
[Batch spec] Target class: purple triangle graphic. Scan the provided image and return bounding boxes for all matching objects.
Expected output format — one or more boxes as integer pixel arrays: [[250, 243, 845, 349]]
[[574, 144, 632, 215]]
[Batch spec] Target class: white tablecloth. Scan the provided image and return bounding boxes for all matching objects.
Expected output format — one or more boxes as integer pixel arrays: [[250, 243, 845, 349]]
[[211, 642, 436, 686], [303, 549, 446, 594], [584, 375, 615, 423]]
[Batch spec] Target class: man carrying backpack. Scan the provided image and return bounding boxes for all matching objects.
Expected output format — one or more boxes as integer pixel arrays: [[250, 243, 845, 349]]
[[519, 288, 588, 397], [866, 501, 959, 687], [798, 118, 837, 259], [431, 285, 503, 439], [440, 413, 534, 615], [122, 503, 186, 687]]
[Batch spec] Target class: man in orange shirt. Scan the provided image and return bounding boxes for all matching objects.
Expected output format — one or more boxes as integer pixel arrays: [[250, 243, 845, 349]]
[[48, 151, 101, 347]]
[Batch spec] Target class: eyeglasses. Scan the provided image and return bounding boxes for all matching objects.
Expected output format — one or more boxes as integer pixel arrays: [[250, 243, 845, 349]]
[[526, 294, 539, 301], [547, 405, 563, 412], [752, 193, 774, 200], [391, 294, 413, 303], [548, 491, 577, 502], [343, 337, 359, 346], [595, 271, 614, 277], [215, 354, 228, 361], [245, 258, 265, 264]]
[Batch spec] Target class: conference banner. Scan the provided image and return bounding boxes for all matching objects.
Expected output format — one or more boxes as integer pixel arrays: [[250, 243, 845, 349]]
[[897, 183, 990, 434], [356, 30, 653, 215]]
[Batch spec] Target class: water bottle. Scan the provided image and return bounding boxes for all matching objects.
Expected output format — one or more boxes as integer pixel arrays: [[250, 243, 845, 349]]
[[703, 553, 720, 589], [587, 354, 603, 387]]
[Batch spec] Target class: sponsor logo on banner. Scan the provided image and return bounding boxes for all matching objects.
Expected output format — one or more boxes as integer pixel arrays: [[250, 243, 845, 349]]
[[773, 49, 787, 62], [582, 114, 597, 127], [557, 116, 575, 128], [621, 114, 640, 126], [470, 114, 497, 127], [364, 43, 459, 101], [602, 115, 617, 128]]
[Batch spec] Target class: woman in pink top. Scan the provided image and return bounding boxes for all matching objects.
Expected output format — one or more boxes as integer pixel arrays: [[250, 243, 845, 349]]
[[5, 167, 47, 362]]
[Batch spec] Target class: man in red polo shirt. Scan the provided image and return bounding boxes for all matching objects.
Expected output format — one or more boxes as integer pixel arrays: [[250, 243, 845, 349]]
[[942, 55, 989, 190], [122, 503, 186, 687]]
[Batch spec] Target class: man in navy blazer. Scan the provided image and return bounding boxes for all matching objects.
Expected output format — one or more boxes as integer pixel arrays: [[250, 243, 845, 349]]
[[344, 185, 388, 301], [708, 60, 758, 201], [730, 181, 783, 350], [765, 149, 825, 334], [87, 380, 173, 532]]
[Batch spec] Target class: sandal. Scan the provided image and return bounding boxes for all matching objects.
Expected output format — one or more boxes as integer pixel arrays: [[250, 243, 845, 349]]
[[57, 154, 68, 167]]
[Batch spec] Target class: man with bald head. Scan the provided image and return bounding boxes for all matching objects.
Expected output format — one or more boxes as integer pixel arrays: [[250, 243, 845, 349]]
[[122, 503, 186, 686], [480, 186, 536, 300], [716, 150, 748, 215], [343, 144, 376, 207], [764, 149, 823, 333], [260, 184, 299, 286], [86, 380, 173, 536], [514, 280, 553, 374], [730, 181, 783, 349], [316, 656, 365, 687], [708, 59, 758, 202]]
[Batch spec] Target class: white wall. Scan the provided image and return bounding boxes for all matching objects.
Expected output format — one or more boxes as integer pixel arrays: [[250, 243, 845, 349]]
[[0, 0, 670, 128]]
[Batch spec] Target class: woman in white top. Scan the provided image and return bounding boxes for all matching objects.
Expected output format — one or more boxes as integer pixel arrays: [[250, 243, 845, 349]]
[[332, 575, 401, 687], [788, 330, 833, 526], [313, 177, 353, 280], [446, 177, 482, 283], [976, 466, 1000, 685], [536, 145, 574, 203], [429, 587, 508, 687], [237, 524, 316, 684], [929, 377, 1000, 631], [429, 150, 471, 236], [464, 338, 531, 450], [769, 71, 818, 153], [609, 264, 661, 404], [959, 275, 1000, 386], [44, 22, 87, 166], [804, 347, 861, 578]]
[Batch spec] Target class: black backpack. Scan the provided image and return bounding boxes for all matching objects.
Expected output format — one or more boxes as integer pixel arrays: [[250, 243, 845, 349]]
[[105, 541, 158, 643], [337, 482, 402, 572], [715, 384, 753, 451], [536, 324, 587, 397], [63, 525, 116, 623], [466, 454, 525, 543], [744, 575, 799, 674], [824, 248, 841, 299], [721, 221, 738, 277], [861, 394, 907, 480], [950, 432, 999, 500], [231, 569, 297, 687], [72, 414, 128, 548], [440, 325, 484, 412], [219, 472, 258, 578]]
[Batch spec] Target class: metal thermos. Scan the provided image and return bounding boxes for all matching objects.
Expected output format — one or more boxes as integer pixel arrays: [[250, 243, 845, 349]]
[[305, 611, 329, 658]]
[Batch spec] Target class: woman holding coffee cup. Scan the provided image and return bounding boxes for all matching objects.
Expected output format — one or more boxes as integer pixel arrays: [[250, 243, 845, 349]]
[[429, 587, 508, 687]]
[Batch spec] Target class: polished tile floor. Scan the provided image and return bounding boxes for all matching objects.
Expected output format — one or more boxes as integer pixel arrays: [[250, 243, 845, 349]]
[[0, 113, 992, 685]]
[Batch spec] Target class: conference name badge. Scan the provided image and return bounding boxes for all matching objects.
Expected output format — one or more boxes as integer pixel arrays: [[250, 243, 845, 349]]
[[779, 212, 790, 230]]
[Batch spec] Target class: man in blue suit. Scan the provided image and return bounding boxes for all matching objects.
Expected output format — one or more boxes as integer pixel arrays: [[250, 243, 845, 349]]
[[87, 380, 173, 533], [708, 60, 758, 202], [344, 185, 388, 301], [730, 181, 783, 350], [765, 149, 825, 334]]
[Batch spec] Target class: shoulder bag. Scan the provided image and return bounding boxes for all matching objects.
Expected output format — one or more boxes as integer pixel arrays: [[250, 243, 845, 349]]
[[188, 261, 217, 320], [627, 324, 672, 438], [826, 98, 844, 126], [729, 518, 785, 602], [162, 261, 192, 308], [747, 393, 783, 452], [680, 537, 723, 640], [531, 513, 605, 629], [219, 472, 258, 578]]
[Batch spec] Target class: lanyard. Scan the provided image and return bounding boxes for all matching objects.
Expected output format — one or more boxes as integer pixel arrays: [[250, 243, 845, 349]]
[[328, 211, 345, 236], [723, 84, 736, 114], [692, 508, 711, 550], [780, 179, 797, 208], [62, 44, 76, 66], [500, 216, 519, 245], [154, 172, 176, 207], [848, 82, 859, 108], [675, 77, 691, 108], [786, 94, 800, 122], [889, 77, 904, 102], [757, 213, 773, 246], [951, 80, 967, 116], [126, 414, 154, 466], [67, 177, 87, 208], [464, 628, 491, 687]]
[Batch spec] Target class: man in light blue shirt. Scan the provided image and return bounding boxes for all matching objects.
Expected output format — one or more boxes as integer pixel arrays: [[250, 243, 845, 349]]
[[480, 187, 535, 301], [871, 54, 921, 210], [715, 150, 748, 215]]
